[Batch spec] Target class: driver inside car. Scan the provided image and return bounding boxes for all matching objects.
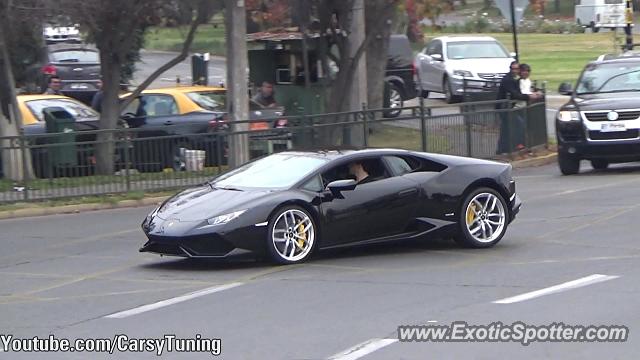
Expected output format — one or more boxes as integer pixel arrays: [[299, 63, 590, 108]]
[[348, 162, 373, 185]]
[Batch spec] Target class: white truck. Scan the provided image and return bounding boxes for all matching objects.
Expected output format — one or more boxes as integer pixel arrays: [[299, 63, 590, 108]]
[[575, 0, 631, 33]]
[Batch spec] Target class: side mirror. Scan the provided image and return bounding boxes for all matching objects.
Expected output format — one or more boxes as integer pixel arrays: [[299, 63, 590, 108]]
[[558, 82, 574, 96], [431, 54, 443, 61], [509, 52, 517, 58], [325, 179, 357, 199]]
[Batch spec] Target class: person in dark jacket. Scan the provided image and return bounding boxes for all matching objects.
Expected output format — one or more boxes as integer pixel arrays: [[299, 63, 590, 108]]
[[91, 79, 103, 112], [495, 61, 542, 154]]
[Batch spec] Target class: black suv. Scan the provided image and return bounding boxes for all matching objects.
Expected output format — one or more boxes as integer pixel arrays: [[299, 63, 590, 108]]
[[383, 35, 417, 118], [556, 55, 640, 175]]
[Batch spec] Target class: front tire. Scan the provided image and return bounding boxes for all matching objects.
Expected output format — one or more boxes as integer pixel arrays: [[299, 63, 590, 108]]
[[558, 152, 580, 175], [267, 206, 317, 264], [454, 187, 508, 248], [443, 77, 457, 104]]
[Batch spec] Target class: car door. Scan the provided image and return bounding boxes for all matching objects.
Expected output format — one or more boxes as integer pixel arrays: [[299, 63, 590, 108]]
[[319, 156, 421, 247], [418, 40, 445, 91], [122, 94, 184, 137]]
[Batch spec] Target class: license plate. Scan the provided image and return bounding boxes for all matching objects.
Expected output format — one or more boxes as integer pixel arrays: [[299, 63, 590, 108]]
[[601, 123, 626, 132], [70, 83, 89, 90]]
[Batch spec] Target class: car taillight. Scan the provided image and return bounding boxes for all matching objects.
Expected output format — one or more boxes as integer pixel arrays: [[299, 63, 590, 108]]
[[208, 115, 228, 131], [42, 64, 57, 75], [275, 119, 288, 128]]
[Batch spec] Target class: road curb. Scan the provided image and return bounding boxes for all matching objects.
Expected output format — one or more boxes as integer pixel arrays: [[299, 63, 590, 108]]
[[0, 196, 169, 221], [510, 152, 558, 169], [0, 154, 558, 220]]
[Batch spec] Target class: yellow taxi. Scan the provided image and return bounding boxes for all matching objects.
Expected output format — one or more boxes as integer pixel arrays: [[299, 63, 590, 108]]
[[17, 94, 99, 128]]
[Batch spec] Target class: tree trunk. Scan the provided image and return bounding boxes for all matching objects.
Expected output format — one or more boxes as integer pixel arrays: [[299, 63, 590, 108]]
[[95, 52, 122, 175], [0, 19, 33, 182], [366, 0, 395, 132], [225, 0, 250, 167]]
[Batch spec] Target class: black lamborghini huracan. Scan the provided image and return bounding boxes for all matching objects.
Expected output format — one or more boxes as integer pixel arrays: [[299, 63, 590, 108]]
[[140, 149, 522, 264]]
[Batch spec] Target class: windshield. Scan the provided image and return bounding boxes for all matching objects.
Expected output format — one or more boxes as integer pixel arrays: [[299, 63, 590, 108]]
[[446, 41, 510, 59], [26, 98, 99, 122], [576, 62, 640, 94], [50, 50, 99, 63], [211, 154, 329, 189], [186, 91, 226, 111]]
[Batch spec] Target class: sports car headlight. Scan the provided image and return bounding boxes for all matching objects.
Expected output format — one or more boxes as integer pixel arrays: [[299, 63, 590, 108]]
[[557, 111, 580, 122], [453, 70, 473, 78], [206, 210, 247, 226]]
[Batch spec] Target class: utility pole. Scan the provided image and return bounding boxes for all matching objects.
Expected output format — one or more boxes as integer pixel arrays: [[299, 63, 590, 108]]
[[345, 0, 367, 146], [625, 0, 634, 51], [224, 0, 249, 167], [509, 0, 519, 62]]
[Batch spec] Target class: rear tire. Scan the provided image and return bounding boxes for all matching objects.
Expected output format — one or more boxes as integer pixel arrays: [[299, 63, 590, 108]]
[[590, 159, 609, 170], [558, 152, 580, 175], [383, 83, 403, 118], [454, 187, 509, 248]]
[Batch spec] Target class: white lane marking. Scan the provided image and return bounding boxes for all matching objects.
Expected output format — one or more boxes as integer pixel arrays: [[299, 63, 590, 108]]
[[105, 282, 243, 319], [493, 274, 619, 304], [328, 338, 397, 360]]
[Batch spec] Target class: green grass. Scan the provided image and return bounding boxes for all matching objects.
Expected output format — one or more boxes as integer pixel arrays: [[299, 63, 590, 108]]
[[0, 166, 227, 192], [144, 23, 226, 55], [0, 190, 175, 212], [368, 124, 450, 153], [425, 32, 623, 92]]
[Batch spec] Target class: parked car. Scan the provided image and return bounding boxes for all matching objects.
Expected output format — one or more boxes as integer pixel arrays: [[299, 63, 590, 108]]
[[555, 54, 640, 175], [575, 0, 630, 33], [120, 86, 289, 171], [26, 43, 101, 104], [14, 94, 126, 178], [415, 36, 515, 103], [384, 34, 418, 118], [43, 25, 82, 44]]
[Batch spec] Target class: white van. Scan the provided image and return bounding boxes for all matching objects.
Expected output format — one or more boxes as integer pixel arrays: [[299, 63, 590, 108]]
[[575, 0, 631, 32]]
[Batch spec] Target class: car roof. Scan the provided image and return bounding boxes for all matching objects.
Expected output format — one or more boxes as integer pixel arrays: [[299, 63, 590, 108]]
[[132, 86, 225, 95], [595, 52, 640, 63], [432, 36, 499, 43], [276, 148, 413, 161], [16, 94, 82, 125]]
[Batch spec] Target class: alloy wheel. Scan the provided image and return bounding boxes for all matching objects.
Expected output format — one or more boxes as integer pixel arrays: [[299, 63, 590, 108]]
[[271, 209, 315, 262], [465, 192, 506, 243]]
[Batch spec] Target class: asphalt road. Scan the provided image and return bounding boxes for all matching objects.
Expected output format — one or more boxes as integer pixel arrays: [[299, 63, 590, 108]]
[[1, 161, 639, 359]]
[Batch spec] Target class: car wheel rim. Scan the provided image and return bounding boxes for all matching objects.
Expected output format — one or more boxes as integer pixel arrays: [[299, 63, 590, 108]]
[[389, 89, 402, 109], [272, 209, 315, 262], [465, 193, 506, 243]]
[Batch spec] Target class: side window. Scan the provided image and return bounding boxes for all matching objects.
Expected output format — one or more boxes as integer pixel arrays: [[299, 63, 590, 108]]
[[321, 158, 390, 186], [302, 175, 324, 192], [433, 41, 443, 56], [383, 156, 418, 176], [425, 41, 437, 55], [140, 95, 179, 117]]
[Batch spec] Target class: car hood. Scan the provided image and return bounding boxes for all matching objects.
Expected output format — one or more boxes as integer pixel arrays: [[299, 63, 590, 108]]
[[447, 58, 513, 74], [565, 92, 640, 111], [156, 185, 273, 222]]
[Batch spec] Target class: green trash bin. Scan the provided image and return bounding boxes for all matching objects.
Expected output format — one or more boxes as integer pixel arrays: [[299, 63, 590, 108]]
[[43, 107, 77, 172]]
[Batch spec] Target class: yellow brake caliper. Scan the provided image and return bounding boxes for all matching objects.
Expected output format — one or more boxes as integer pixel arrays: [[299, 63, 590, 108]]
[[466, 203, 477, 226], [295, 223, 307, 249]]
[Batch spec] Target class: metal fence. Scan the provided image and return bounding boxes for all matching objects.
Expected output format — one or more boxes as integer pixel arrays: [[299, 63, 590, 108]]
[[0, 98, 547, 203]]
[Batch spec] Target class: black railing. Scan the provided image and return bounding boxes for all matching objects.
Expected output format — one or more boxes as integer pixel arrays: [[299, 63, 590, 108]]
[[0, 98, 548, 203]]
